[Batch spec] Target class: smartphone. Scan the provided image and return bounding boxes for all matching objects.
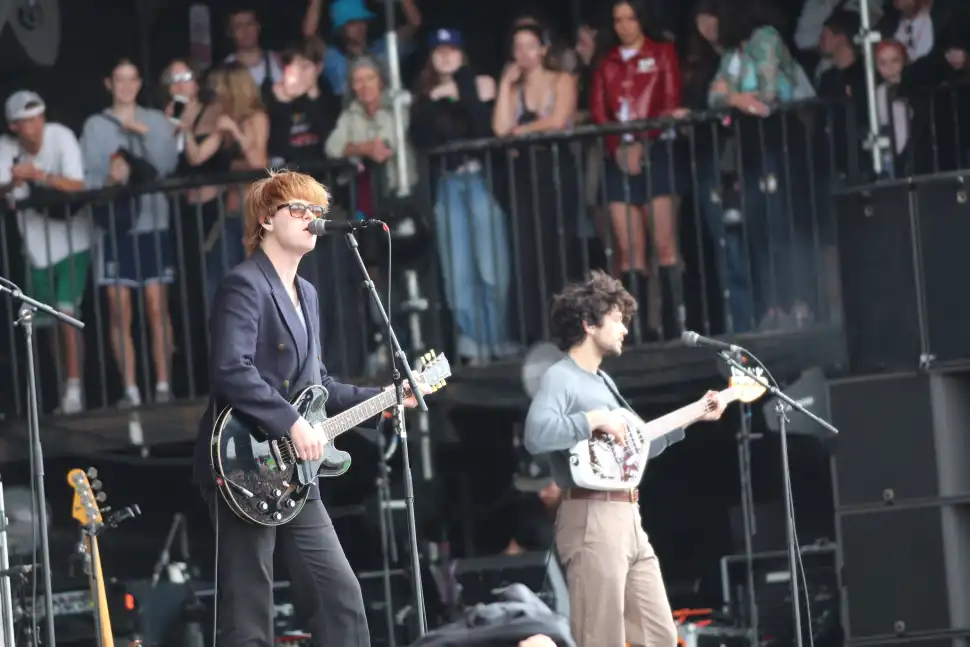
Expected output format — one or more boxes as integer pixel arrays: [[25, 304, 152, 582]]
[[170, 95, 188, 124]]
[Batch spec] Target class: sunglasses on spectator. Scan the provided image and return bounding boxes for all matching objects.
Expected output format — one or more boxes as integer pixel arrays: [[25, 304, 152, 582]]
[[168, 72, 194, 84], [276, 203, 327, 218]]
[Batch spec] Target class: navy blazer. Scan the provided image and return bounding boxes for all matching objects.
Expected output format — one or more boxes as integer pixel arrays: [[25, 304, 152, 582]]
[[193, 248, 381, 491]]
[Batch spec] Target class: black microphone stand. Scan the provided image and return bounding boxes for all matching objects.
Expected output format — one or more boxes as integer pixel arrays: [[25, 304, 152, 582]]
[[717, 351, 839, 647], [375, 417, 399, 647], [0, 279, 84, 647], [344, 233, 429, 636]]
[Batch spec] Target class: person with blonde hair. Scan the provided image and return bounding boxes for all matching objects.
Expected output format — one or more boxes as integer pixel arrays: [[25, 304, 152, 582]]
[[192, 169, 426, 647]]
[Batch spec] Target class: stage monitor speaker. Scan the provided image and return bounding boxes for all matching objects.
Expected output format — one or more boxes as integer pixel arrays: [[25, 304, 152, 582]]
[[453, 551, 569, 619], [829, 372, 970, 644], [835, 181, 970, 375], [829, 372, 970, 507], [719, 543, 840, 644]]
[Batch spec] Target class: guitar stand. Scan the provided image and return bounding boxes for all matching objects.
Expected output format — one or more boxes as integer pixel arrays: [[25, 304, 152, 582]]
[[84, 524, 107, 647], [83, 507, 141, 647]]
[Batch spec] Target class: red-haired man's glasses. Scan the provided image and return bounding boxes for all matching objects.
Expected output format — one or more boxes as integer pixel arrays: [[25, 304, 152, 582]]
[[276, 203, 327, 219]]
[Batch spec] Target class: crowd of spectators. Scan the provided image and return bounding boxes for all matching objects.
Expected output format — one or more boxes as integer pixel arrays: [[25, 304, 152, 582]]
[[2, 0, 970, 415]]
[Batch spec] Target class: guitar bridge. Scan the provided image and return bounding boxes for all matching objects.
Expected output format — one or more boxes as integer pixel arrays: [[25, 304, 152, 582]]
[[271, 439, 292, 470]]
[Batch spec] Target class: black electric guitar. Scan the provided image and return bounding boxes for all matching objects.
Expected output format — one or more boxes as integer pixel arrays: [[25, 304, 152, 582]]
[[211, 351, 451, 526]]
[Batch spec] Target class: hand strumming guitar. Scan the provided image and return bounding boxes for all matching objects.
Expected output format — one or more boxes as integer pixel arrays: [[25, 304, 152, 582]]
[[586, 409, 629, 445], [289, 418, 324, 461]]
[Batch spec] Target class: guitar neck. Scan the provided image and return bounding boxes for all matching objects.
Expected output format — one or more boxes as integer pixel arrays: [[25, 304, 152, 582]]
[[86, 534, 115, 647], [319, 389, 398, 441], [636, 386, 743, 445]]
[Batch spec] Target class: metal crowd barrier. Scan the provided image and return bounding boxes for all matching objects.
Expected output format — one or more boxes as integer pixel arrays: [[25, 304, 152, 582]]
[[4, 81, 968, 420], [0, 160, 399, 420], [420, 96, 861, 365]]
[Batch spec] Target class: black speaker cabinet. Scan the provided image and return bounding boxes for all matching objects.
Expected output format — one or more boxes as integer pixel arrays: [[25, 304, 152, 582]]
[[835, 181, 970, 375], [829, 372, 970, 644]]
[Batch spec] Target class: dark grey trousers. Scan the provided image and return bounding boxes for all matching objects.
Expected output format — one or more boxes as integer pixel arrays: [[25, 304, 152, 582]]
[[203, 488, 370, 647]]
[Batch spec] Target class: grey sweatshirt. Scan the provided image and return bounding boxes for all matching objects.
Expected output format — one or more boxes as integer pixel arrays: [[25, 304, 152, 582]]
[[524, 356, 686, 489], [79, 107, 179, 233]]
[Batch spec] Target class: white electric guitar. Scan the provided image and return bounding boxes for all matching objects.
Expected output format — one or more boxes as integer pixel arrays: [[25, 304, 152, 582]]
[[568, 369, 768, 491]]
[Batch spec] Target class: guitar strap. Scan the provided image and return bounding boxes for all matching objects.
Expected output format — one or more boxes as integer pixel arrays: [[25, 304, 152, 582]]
[[597, 370, 634, 412]]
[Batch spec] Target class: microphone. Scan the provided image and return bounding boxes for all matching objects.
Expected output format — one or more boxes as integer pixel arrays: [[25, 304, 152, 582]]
[[681, 330, 744, 354], [306, 218, 385, 236]]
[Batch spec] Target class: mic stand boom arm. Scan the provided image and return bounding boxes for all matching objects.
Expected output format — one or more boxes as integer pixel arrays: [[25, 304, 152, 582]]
[[0, 279, 85, 647], [344, 233, 429, 636], [716, 351, 838, 647]]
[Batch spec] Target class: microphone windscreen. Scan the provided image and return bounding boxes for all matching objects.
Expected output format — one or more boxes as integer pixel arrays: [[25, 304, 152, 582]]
[[307, 219, 327, 235]]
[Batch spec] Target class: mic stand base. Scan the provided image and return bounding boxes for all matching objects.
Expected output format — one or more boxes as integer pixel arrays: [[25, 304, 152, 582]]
[[344, 233, 428, 636]]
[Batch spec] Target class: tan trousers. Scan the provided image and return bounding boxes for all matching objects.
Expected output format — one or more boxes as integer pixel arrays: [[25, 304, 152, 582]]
[[555, 498, 678, 647]]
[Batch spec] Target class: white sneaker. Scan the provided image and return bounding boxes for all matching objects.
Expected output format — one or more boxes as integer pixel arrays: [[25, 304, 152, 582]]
[[58, 395, 84, 415]]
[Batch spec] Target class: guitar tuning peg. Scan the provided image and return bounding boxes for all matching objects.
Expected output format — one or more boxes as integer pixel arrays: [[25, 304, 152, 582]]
[[422, 352, 431, 362], [91, 480, 103, 491], [440, 379, 447, 387], [87, 467, 99, 479], [430, 350, 436, 358], [95, 492, 107, 503]]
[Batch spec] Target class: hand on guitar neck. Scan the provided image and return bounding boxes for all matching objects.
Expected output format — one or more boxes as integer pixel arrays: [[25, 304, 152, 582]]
[[287, 380, 433, 462], [697, 389, 728, 422], [383, 380, 433, 408], [589, 390, 727, 446]]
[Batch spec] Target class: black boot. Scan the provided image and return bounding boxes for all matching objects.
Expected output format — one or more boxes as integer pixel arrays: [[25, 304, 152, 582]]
[[636, 277, 660, 342], [621, 272, 652, 342], [660, 265, 686, 340]]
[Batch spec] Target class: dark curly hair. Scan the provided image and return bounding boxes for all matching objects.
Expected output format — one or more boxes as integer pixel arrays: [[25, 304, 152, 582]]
[[549, 271, 637, 350]]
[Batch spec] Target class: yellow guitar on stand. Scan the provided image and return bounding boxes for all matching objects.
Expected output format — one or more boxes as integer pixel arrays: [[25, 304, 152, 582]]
[[67, 468, 142, 647]]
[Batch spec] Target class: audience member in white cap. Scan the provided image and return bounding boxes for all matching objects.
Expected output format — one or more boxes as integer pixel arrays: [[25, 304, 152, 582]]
[[0, 89, 92, 414]]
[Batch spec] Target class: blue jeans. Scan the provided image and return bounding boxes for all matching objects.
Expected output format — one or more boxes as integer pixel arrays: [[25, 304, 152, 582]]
[[204, 217, 246, 305], [698, 150, 809, 332], [434, 169, 511, 358]]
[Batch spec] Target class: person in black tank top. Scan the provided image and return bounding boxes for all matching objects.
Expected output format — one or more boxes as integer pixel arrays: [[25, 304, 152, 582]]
[[493, 23, 580, 347]]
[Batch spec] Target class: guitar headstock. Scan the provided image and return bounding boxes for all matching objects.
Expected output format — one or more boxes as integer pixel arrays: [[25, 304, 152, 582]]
[[68, 468, 107, 530], [416, 350, 452, 392], [729, 365, 768, 403]]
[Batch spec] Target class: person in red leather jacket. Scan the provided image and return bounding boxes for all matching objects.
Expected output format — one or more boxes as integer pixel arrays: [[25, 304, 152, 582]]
[[590, 0, 686, 340]]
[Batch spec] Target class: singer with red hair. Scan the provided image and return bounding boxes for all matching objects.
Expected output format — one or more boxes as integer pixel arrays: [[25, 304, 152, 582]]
[[192, 169, 425, 647]]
